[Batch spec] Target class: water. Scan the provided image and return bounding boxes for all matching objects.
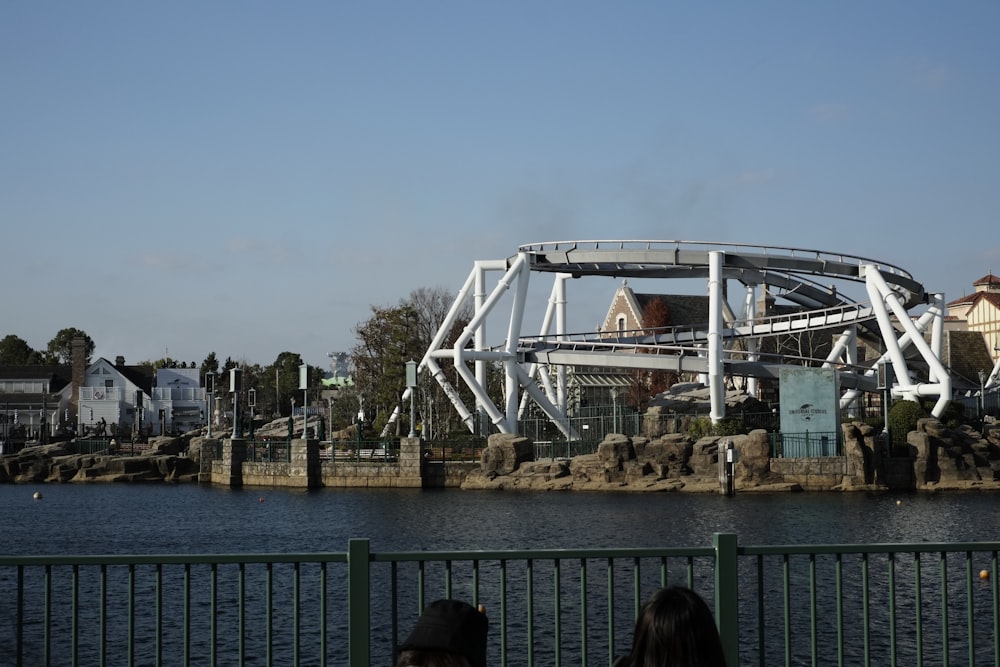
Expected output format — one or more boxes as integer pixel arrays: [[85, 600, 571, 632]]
[[3, 485, 1000, 666], [3, 484, 998, 555]]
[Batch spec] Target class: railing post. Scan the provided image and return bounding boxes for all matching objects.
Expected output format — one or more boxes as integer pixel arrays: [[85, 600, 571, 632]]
[[713, 533, 739, 667], [348, 538, 371, 667]]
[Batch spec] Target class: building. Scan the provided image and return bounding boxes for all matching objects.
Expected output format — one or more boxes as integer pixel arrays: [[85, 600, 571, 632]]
[[0, 365, 73, 444], [946, 273, 1000, 361], [0, 350, 210, 449]]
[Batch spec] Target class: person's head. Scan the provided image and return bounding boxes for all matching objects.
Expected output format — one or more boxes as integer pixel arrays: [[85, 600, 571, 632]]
[[397, 599, 489, 667], [626, 586, 727, 667]]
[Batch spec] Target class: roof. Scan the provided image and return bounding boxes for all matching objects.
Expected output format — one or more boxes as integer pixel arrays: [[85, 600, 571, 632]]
[[947, 291, 1000, 311], [632, 293, 715, 327], [0, 365, 73, 391], [973, 273, 1000, 288], [88, 357, 155, 393], [115, 364, 155, 393]]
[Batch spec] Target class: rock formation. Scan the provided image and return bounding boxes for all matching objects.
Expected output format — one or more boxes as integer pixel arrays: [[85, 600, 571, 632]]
[[0, 436, 201, 484], [464, 419, 1000, 493]]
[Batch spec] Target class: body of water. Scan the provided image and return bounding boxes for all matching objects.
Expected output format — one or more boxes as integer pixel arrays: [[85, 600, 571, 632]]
[[2, 484, 996, 555], [3, 485, 999, 666]]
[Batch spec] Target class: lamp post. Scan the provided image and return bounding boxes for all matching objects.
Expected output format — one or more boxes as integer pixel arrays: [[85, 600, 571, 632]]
[[248, 388, 256, 440], [610, 387, 619, 435], [979, 369, 986, 421], [406, 360, 418, 438], [299, 364, 309, 439], [205, 372, 215, 438], [230, 368, 242, 440]]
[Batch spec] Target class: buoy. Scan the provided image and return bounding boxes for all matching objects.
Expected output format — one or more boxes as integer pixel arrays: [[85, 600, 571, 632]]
[[896, 500, 902, 506], [33, 491, 42, 500], [980, 569, 990, 581], [259, 497, 265, 503]]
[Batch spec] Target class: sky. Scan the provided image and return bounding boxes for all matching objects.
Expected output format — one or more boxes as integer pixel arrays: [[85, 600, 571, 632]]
[[2, 2, 998, 372]]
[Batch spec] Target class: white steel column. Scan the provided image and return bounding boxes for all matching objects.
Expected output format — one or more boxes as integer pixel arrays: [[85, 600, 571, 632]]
[[554, 274, 569, 412], [503, 254, 532, 433], [708, 251, 725, 423], [864, 265, 950, 417], [475, 263, 488, 433], [743, 284, 758, 398]]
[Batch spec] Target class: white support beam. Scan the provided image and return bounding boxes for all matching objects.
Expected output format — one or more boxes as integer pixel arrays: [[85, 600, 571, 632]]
[[708, 251, 725, 423]]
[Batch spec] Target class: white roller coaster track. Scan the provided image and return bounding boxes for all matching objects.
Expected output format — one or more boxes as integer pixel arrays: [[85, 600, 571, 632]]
[[383, 240, 951, 439]]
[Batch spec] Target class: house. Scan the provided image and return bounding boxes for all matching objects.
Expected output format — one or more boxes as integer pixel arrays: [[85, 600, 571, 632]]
[[941, 274, 1000, 388], [77, 357, 155, 436], [946, 274, 1000, 361], [601, 280, 730, 336], [0, 365, 73, 444], [0, 343, 210, 448], [78, 359, 208, 437], [562, 281, 738, 413]]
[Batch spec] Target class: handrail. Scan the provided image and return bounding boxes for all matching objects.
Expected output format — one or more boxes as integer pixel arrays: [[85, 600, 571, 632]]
[[4, 535, 1000, 666]]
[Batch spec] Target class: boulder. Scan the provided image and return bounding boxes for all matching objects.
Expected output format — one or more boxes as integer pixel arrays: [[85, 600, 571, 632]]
[[735, 430, 772, 484], [596, 434, 634, 468], [480, 433, 534, 476]]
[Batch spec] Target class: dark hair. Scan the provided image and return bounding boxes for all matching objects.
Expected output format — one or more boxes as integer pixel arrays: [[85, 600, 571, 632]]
[[624, 587, 727, 667], [397, 599, 489, 667]]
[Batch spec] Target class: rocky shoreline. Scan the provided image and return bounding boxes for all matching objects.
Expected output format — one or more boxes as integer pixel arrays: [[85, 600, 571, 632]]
[[2, 418, 999, 492], [462, 418, 1000, 493], [0, 436, 204, 484]]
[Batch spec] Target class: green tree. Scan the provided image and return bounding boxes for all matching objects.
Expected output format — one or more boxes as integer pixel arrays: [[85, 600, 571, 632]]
[[46, 328, 95, 364], [267, 352, 307, 418], [201, 352, 220, 377], [351, 304, 421, 435], [0, 335, 40, 365]]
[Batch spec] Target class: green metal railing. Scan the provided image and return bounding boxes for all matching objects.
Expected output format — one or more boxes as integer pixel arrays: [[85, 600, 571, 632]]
[[770, 431, 843, 458], [324, 439, 399, 463], [3, 534, 999, 666]]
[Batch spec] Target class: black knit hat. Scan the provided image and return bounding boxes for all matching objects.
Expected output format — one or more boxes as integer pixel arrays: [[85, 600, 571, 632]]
[[399, 599, 489, 667]]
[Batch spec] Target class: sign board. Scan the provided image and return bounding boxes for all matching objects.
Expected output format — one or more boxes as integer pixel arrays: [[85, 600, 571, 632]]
[[778, 367, 839, 456]]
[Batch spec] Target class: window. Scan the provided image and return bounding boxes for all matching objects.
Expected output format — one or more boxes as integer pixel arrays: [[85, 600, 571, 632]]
[[616, 315, 626, 332]]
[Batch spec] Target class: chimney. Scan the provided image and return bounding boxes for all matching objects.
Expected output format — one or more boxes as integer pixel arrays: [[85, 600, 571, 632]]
[[115, 355, 125, 366], [71, 337, 87, 421]]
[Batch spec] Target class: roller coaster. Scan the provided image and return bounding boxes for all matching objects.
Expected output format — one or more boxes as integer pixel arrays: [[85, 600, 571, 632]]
[[396, 240, 957, 439]]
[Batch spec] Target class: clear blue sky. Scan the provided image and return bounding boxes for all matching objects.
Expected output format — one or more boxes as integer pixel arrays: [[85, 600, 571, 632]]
[[3, 2, 998, 371]]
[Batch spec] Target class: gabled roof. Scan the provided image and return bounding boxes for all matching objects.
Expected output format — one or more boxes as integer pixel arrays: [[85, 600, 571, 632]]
[[602, 281, 736, 333], [633, 292, 715, 327], [973, 273, 1000, 288], [88, 357, 155, 393]]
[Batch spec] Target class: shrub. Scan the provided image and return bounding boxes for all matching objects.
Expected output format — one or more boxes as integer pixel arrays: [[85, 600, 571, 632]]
[[686, 416, 744, 439], [887, 400, 928, 443]]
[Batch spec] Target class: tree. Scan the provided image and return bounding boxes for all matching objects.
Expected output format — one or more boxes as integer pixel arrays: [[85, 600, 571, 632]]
[[0, 335, 40, 365], [267, 352, 308, 418], [351, 304, 421, 435], [407, 286, 478, 436], [201, 352, 220, 376], [626, 297, 678, 411], [46, 328, 95, 365]]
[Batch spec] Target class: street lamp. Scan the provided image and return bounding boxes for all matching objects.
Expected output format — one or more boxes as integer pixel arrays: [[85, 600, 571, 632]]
[[248, 388, 256, 440], [205, 372, 215, 438], [230, 368, 242, 439], [406, 360, 418, 438], [299, 364, 309, 439], [610, 386, 619, 435], [979, 369, 987, 421]]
